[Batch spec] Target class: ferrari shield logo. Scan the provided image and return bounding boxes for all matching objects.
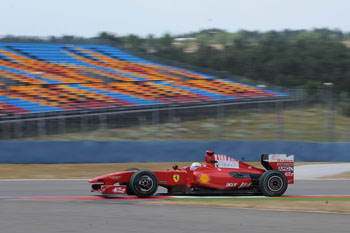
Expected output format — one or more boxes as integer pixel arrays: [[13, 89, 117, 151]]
[[173, 174, 180, 183]]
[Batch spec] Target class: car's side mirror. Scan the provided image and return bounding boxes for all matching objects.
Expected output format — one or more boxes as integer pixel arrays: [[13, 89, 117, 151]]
[[172, 165, 179, 170]]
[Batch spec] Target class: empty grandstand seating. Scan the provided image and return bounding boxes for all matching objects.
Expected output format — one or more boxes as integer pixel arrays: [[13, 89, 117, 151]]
[[0, 43, 286, 118]]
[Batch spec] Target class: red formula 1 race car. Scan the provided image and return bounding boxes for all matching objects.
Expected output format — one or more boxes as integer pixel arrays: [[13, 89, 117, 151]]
[[89, 151, 294, 197]]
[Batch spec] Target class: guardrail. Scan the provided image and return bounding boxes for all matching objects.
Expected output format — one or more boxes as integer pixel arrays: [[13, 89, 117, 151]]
[[0, 141, 349, 163]]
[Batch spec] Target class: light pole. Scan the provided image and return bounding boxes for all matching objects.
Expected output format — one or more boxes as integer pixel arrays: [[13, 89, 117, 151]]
[[256, 85, 266, 140]]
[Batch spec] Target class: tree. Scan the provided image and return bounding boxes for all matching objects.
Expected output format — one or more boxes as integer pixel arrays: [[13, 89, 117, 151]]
[[125, 34, 143, 47], [157, 33, 173, 48]]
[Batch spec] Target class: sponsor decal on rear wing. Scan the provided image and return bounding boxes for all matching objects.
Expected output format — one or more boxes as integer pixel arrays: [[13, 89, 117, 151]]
[[265, 154, 294, 163], [261, 154, 294, 184]]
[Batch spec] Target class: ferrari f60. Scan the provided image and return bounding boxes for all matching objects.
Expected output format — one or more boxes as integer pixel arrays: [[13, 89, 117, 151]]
[[89, 151, 294, 197]]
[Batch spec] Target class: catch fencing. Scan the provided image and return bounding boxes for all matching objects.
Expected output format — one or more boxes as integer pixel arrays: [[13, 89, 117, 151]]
[[0, 87, 349, 142]]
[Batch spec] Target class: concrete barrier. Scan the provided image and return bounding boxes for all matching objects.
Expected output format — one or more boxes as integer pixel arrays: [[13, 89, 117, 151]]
[[0, 141, 349, 163]]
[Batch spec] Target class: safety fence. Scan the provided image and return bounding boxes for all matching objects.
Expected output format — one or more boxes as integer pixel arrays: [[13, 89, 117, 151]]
[[0, 141, 349, 163], [1, 93, 348, 142]]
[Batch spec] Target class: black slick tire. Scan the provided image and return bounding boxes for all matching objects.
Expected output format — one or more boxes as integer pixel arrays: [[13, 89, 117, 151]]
[[124, 168, 139, 171], [259, 170, 288, 196], [129, 170, 158, 198], [121, 168, 140, 195]]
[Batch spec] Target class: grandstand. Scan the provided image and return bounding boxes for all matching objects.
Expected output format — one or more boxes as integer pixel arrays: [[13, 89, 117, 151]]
[[0, 43, 293, 139], [0, 43, 287, 119]]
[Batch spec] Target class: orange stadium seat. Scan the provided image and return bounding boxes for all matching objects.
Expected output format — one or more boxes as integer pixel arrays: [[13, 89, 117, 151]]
[[0, 43, 285, 117]]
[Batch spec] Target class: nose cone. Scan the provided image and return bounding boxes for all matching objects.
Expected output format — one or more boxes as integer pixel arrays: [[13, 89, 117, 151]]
[[88, 175, 107, 183], [88, 178, 99, 183]]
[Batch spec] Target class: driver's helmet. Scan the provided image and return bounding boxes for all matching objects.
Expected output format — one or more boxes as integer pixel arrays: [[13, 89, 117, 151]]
[[190, 162, 202, 170]]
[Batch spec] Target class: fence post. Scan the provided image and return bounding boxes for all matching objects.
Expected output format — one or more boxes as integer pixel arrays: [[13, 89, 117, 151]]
[[216, 103, 225, 140], [59, 117, 66, 134], [38, 119, 46, 139], [298, 89, 305, 141], [14, 116, 22, 138], [168, 105, 176, 140], [324, 83, 335, 142], [99, 115, 107, 130], [80, 115, 88, 133], [258, 102, 265, 141], [346, 97, 350, 141], [152, 107, 159, 140], [276, 101, 284, 140], [0, 122, 9, 139]]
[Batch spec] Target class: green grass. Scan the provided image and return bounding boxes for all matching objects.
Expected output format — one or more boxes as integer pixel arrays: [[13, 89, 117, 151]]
[[161, 196, 350, 213], [21, 106, 350, 142]]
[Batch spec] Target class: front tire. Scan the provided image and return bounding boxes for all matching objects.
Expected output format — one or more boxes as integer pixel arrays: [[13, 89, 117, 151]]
[[121, 168, 140, 195], [124, 168, 139, 171], [259, 170, 288, 196], [129, 170, 158, 198]]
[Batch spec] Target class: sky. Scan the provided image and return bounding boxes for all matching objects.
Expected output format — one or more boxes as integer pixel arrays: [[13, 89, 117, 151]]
[[0, 0, 349, 38]]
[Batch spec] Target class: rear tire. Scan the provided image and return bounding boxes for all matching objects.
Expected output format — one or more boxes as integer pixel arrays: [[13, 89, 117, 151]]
[[129, 170, 158, 198], [259, 170, 288, 196]]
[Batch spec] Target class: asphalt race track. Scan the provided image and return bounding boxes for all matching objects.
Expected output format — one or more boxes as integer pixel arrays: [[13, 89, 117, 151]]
[[0, 180, 350, 233]]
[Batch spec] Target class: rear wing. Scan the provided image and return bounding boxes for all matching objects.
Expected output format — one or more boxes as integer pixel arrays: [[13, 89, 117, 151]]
[[261, 154, 294, 184]]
